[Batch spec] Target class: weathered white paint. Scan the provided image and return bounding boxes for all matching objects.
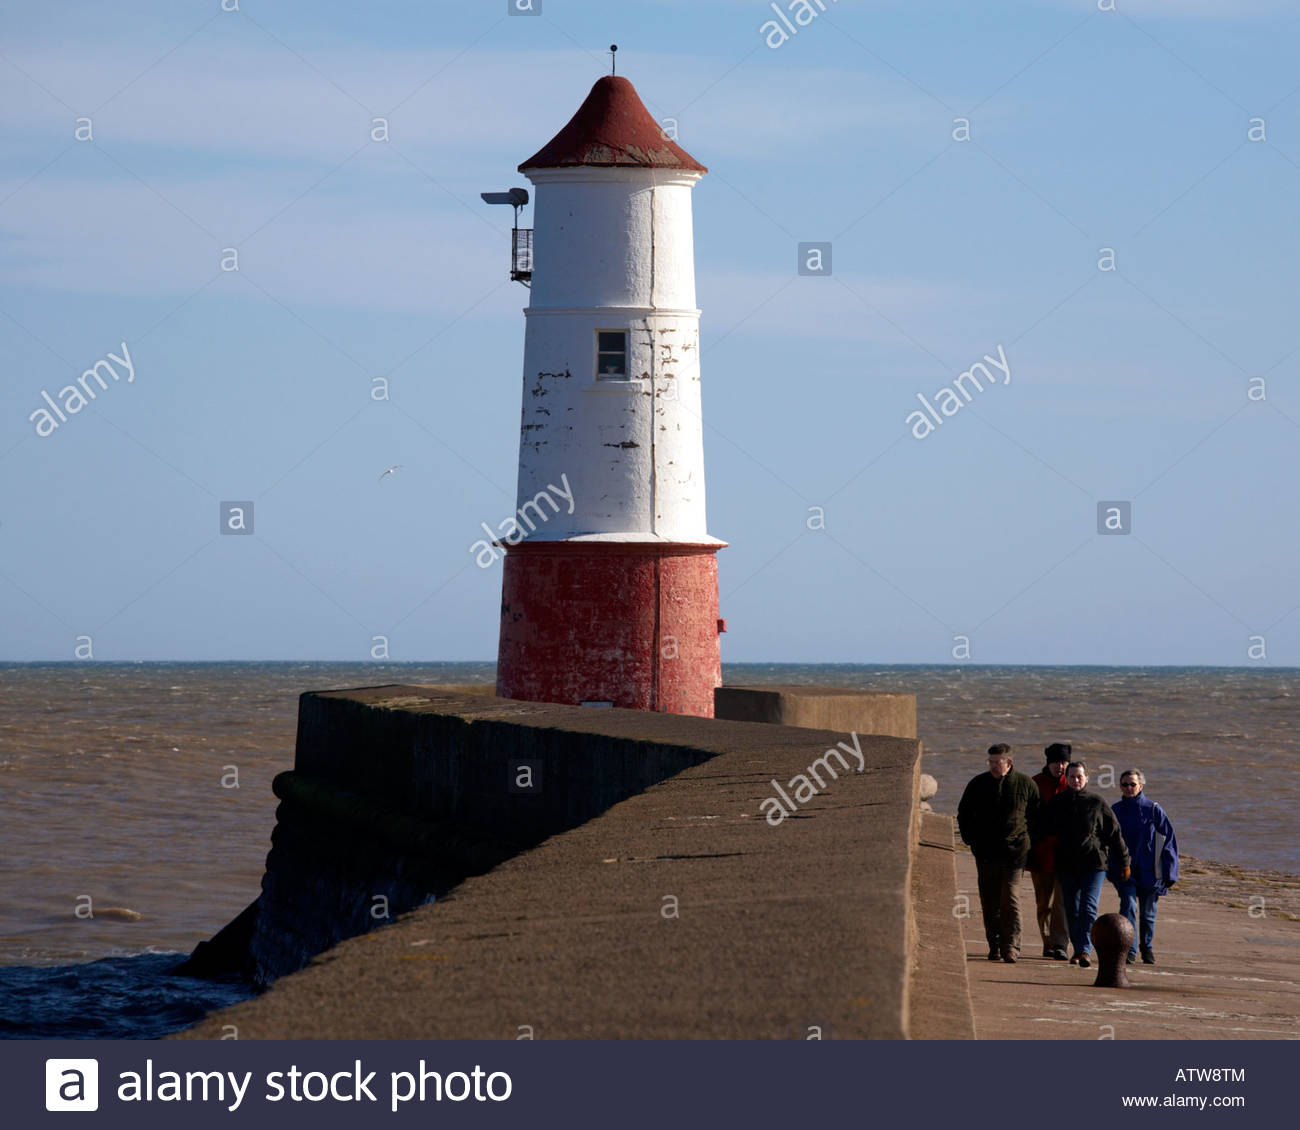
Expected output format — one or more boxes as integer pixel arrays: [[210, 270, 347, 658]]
[[515, 165, 715, 542]]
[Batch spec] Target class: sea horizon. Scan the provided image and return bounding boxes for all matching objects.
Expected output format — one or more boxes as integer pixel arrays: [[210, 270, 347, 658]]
[[6, 660, 1300, 672], [3, 661, 1293, 874]]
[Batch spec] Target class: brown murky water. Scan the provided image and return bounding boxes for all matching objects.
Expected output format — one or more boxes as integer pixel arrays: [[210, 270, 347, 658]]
[[1, 662, 1295, 970]]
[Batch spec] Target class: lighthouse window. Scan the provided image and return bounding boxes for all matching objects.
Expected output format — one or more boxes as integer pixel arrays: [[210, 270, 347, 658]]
[[596, 331, 627, 378]]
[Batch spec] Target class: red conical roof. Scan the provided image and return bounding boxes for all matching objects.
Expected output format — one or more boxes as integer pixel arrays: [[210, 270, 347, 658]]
[[519, 76, 707, 174]]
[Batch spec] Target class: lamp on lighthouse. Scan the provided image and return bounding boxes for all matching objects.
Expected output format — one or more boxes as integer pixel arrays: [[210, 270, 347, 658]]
[[480, 186, 532, 285]]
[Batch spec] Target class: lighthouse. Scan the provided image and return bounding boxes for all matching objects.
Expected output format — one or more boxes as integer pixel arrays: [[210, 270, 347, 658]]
[[493, 74, 725, 717]]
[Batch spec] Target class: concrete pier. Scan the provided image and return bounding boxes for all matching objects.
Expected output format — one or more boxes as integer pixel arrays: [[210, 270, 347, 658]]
[[174, 685, 974, 1039], [715, 685, 917, 739]]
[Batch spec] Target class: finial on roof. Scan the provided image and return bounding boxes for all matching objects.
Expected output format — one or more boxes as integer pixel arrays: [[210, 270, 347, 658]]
[[610, 44, 617, 75]]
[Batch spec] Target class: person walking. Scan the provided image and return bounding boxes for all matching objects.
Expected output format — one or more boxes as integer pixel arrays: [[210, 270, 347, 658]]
[[1042, 760, 1129, 968], [957, 744, 1042, 964], [1111, 768, 1179, 965], [1027, 743, 1071, 960]]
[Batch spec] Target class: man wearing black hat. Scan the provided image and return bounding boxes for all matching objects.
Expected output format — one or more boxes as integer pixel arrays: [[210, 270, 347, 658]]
[[957, 744, 1042, 963], [1027, 743, 1072, 959]]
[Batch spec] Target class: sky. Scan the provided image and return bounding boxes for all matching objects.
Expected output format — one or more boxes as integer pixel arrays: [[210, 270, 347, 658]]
[[1, 0, 1298, 665]]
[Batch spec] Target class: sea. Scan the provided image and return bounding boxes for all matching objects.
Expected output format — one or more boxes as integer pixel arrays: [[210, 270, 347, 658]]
[[1, 661, 1296, 1038]]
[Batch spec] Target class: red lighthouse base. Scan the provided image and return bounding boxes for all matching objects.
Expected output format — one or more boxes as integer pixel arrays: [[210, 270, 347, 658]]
[[496, 540, 724, 717]]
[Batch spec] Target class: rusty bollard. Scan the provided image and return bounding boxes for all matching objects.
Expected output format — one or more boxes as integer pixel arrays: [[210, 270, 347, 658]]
[[1090, 912, 1134, 988]]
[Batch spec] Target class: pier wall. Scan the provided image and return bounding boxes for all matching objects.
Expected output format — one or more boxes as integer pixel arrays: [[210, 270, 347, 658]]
[[715, 685, 916, 739], [177, 684, 928, 1038], [173, 684, 978, 1039], [180, 687, 729, 987]]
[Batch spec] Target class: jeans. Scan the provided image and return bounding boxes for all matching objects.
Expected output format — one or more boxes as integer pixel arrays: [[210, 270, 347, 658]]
[[1058, 870, 1106, 958], [974, 857, 1023, 956], [1114, 878, 1160, 955]]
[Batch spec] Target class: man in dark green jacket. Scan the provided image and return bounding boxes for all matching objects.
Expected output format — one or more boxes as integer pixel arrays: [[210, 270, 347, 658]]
[[957, 744, 1042, 963], [1042, 760, 1130, 967]]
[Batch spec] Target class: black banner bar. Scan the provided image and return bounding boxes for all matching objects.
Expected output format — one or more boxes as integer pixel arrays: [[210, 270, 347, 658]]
[[6, 1040, 1288, 1128]]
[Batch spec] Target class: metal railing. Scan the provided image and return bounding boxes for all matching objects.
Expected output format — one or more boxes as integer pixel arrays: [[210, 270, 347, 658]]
[[511, 228, 533, 284]]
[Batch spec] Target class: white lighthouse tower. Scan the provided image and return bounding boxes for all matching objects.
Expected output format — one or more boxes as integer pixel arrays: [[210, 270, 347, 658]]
[[494, 73, 725, 717]]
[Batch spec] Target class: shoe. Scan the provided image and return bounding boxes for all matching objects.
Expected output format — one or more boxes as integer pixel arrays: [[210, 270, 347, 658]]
[[1002, 953, 1017, 964], [1051, 948, 1069, 961], [988, 950, 1001, 961], [1042, 947, 1054, 959], [1069, 954, 1079, 965], [1141, 948, 1155, 965], [1078, 955, 1091, 969], [1126, 952, 1136, 965]]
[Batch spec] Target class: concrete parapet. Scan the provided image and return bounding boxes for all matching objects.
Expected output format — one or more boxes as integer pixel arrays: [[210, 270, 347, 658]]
[[175, 685, 923, 1038], [907, 813, 976, 1039], [179, 686, 726, 986], [715, 685, 917, 740]]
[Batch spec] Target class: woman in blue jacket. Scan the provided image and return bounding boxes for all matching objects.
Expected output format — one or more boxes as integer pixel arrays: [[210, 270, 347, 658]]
[[1112, 769, 1179, 965]]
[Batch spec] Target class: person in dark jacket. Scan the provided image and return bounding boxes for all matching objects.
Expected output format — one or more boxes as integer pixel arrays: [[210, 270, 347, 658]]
[[1111, 768, 1179, 965], [1041, 760, 1129, 968], [1027, 742, 1072, 960], [957, 744, 1042, 963]]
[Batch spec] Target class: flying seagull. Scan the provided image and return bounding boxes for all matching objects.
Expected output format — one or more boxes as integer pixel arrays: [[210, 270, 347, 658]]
[[378, 465, 402, 484]]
